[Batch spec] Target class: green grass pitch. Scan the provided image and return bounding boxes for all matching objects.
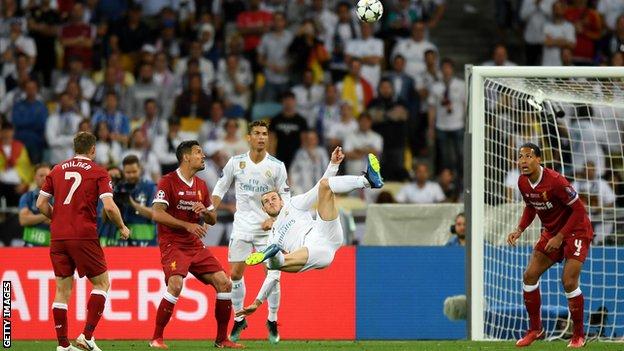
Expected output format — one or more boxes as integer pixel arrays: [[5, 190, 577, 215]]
[[10, 340, 624, 350]]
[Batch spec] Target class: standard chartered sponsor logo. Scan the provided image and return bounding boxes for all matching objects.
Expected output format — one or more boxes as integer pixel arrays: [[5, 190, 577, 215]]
[[176, 200, 198, 210]]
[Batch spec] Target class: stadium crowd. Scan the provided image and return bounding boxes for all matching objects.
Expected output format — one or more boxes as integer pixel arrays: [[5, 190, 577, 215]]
[[0, 0, 622, 247]]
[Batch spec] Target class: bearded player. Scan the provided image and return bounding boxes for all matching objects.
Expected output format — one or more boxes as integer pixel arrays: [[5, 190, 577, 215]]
[[507, 143, 592, 348], [148, 140, 243, 349], [36, 132, 131, 351]]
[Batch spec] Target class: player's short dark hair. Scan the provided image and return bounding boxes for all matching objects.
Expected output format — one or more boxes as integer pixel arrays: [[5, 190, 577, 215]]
[[248, 120, 269, 134], [176, 140, 200, 163], [74, 132, 97, 155], [122, 154, 140, 167], [519, 142, 542, 157], [34, 163, 51, 172]]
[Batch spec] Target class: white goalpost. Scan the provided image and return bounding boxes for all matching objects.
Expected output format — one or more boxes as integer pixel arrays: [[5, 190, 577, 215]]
[[467, 66, 624, 341]]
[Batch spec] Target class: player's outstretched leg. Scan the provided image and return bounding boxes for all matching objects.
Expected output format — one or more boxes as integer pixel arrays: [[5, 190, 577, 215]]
[[76, 272, 109, 351], [516, 251, 553, 347], [563, 259, 586, 348], [150, 276, 184, 349], [364, 153, 384, 189]]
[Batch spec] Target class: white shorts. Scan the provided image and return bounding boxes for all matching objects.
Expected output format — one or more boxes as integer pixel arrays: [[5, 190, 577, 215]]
[[228, 232, 269, 262], [300, 215, 343, 272]]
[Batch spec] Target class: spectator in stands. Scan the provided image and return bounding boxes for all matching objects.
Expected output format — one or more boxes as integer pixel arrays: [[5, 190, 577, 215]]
[[564, 0, 602, 64], [292, 69, 325, 127], [94, 121, 123, 167], [307, 0, 338, 53], [482, 44, 517, 66], [336, 58, 374, 117], [561, 46, 575, 66], [446, 213, 466, 246], [368, 78, 410, 181], [78, 119, 91, 133], [396, 163, 446, 204], [112, 3, 150, 71], [603, 14, 624, 60], [520, 0, 555, 65], [0, 121, 32, 207], [91, 92, 130, 146], [54, 56, 96, 101], [219, 119, 249, 158], [134, 98, 168, 142], [122, 129, 161, 182], [3, 53, 32, 96], [325, 101, 359, 151], [114, 154, 157, 247], [91, 65, 127, 108], [152, 119, 184, 175], [92, 52, 135, 88], [174, 74, 212, 138], [328, 1, 360, 81], [175, 41, 216, 88], [198, 23, 220, 68], [257, 11, 294, 102], [269, 91, 309, 169], [154, 19, 181, 60], [60, 2, 95, 69], [199, 100, 227, 143], [345, 22, 384, 89], [45, 92, 82, 165], [288, 19, 330, 85], [418, 0, 447, 29], [289, 130, 329, 195], [0, 18, 36, 68], [389, 54, 420, 114], [236, 0, 273, 64], [597, 0, 624, 33], [438, 168, 459, 203], [343, 112, 383, 176], [27, 0, 60, 87], [153, 52, 176, 101], [391, 21, 437, 82], [216, 53, 253, 112], [573, 161, 616, 245], [65, 80, 91, 118], [383, 0, 419, 37], [428, 58, 465, 179], [312, 83, 342, 140], [125, 63, 163, 120], [542, 1, 576, 66], [18, 163, 51, 247], [11, 80, 47, 164]]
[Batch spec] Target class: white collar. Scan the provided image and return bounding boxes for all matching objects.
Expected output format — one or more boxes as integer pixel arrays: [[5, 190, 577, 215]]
[[74, 155, 90, 160], [529, 166, 544, 189], [247, 151, 267, 165], [176, 168, 194, 187]]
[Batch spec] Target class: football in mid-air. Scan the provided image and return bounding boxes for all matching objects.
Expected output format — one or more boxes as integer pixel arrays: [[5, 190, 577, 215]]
[[356, 0, 383, 23]]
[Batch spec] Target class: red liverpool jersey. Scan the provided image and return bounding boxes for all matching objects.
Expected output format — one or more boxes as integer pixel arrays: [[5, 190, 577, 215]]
[[40, 155, 113, 240], [153, 169, 214, 247], [518, 167, 592, 238]]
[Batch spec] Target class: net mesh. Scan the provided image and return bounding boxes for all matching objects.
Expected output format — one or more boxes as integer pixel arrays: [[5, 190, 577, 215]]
[[481, 76, 624, 341]]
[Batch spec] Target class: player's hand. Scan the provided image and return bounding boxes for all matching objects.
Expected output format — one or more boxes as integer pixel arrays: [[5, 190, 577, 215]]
[[507, 229, 522, 247], [545, 233, 564, 253], [186, 223, 207, 238], [119, 225, 131, 240], [331, 146, 345, 165], [235, 299, 262, 318], [261, 217, 274, 231], [192, 202, 208, 215]]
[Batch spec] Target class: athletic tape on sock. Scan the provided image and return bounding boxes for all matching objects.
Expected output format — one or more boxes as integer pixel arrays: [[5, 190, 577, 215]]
[[163, 291, 179, 304], [91, 289, 108, 299], [216, 292, 232, 300], [522, 282, 539, 292], [52, 302, 68, 310], [565, 287, 582, 299]]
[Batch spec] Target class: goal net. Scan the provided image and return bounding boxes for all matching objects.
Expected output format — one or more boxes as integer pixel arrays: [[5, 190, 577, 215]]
[[467, 67, 624, 341]]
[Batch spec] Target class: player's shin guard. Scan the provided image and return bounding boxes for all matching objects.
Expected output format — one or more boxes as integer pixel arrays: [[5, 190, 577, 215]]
[[215, 292, 232, 343], [266, 272, 280, 322], [83, 289, 107, 339], [152, 292, 178, 340], [52, 302, 70, 347], [327, 176, 369, 194], [231, 278, 245, 322], [522, 283, 542, 331], [566, 288, 585, 337]]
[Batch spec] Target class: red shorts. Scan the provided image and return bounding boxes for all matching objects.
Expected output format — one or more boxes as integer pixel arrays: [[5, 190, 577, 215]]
[[50, 239, 108, 278], [160, 243, 224, 283], [534, 232, 591, 263]]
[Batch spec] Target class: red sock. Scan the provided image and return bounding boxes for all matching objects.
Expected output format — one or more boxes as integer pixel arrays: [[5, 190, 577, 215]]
[[52, 303, 70, 347], [568, 293, 585, 337], [83, 290, 107, 339], [523, 286, 542, 331], [153, 294, 177, 340], [215, 293, 232, 343]]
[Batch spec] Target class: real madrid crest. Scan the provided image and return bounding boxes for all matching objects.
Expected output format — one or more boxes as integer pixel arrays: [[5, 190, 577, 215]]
[[239, 161, 246, 169], [265, 169, 272, 178]]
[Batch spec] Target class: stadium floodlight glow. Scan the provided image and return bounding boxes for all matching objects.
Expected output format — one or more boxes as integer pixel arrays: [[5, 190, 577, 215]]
[[466, 66, 624, 341]]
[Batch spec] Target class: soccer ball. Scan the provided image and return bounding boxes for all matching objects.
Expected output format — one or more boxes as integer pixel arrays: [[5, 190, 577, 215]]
[[356, 0, 383, 23]]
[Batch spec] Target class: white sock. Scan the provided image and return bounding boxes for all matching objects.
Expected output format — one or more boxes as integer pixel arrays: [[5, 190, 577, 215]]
[[231, 278, 245, 322], [268, 251, 285, 270], [267, 282, 280, 322], [328, 176, 369, 194]]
